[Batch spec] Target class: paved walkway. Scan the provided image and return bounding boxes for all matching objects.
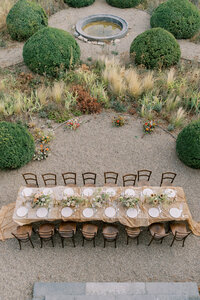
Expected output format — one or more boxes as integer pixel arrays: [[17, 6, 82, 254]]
[[0, 0, 199, 68]]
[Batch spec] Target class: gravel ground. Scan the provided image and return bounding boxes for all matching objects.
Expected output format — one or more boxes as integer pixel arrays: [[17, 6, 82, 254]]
[[0, 0, 200, 68], [0, 112, 200, 300]]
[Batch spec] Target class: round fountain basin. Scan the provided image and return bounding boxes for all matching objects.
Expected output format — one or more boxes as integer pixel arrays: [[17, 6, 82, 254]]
[[76, 14, 128, 41]]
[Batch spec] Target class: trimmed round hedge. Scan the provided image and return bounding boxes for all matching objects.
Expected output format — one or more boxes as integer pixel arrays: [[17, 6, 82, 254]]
[[176, 120, 200, 169], [106, 0, 140, 8], [6, 0, 48, 41], [130, 28, 181, 69], [0, 122, 35, 169], [150, 0, 200, 39], [64, 0, 95, 8], [23, 27, 80, 77]]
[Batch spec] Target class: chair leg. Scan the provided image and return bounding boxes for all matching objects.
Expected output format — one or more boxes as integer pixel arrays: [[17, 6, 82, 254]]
[[61, 238, 64, 248], [40, 238, 43, 248], [51, 237, 54, 247], [136, 236, 139, 245], [160, 238, 163, 244], [182, 238, 186, 247], [170, 236, 176, 247], [72, 237, 76, 248], [29, 237, 34, 249], [148, 236, 154, 246], [18, 240, 22, 250], [104, 238, 106, 248], [126, 235, 129, 245], [115, 239, 117, 248], [93, 237, 95, 248], [82, 237, 84, 247]]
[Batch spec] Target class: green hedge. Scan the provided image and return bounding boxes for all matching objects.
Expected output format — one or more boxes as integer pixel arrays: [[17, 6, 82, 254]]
[[0, 122, 35, 169], [176, 120, 200, 169], [23, 27, 80, 77], [64, 0, 95, 8], [106, 0, 140, 8], [150, 0, 200, 39], [6, 0, 48, 41], [130, 28, 181, 69]]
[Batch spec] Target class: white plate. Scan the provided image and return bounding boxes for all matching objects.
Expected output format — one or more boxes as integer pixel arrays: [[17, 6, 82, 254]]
[[164, 189, 176, 198], [36, 207, 48, 218], [143, 189, 154, 197], [61, 207, 73, 218], [105, 207, 116, 218], [126, 208, 138, 218], [16, 206, 28, 217], [22, 188, 33, 197], [63, 188, 74, 197], [148, 207, 160, 218], [105, 188, 116, 196], [43, 188, 53, 195], [124, 189, 136, 197], [169, 208, 182, 218], [82, 188, 93, 197], [83, 208, 94, 218]]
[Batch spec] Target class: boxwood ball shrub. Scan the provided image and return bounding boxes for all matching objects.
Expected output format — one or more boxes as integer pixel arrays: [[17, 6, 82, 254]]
[[150, 0, 200, 39], [64, 0, 95, 8], [176, 120, 200, 169], [6, 0, 48, 41], [130, 28, 181, 69], [0, 122, 35, 169], [23, 27, 80, 77], [106, 0, 140, 8]]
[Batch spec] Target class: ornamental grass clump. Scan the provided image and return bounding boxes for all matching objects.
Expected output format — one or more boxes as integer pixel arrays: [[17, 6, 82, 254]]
[[64, 0, 95, 7], [130, 28, 181, 69], [106, 0, 140, 8], [6, 0, 48, 41], [176, 120, 200, 169], [23, 27, 80, 77], [150, 0, 200, 39], [0, 121, 35, 169]]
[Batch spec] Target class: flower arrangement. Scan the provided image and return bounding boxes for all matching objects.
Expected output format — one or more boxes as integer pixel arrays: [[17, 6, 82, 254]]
[[143, 120, 156, 133], [31, 193, 51, 208], [65, 119, 80, 130], [33, 145, 50, 161], [91, 192, 110, 208], [39, 135, 51, 144], [145, 193, 174, 206], [119, 196, 139, 208], [62, 196, 83, 207], [112, 115, 125, 127], [32, 128, 54, 161]]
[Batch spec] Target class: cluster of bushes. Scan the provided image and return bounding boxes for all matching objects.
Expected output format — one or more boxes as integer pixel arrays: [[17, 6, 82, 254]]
[[64, 0, 95, 8], [106, 0, 140, 8]]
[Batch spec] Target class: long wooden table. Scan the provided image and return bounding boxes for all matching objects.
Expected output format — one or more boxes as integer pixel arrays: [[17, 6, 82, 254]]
[[13, 186, 200, 236]]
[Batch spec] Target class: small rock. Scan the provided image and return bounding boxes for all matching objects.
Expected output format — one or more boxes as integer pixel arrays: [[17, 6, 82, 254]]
[[83, 37, 88, 42], [115, 39, 120, 43], [72, 25, 75, 30], [74, 31, 79, 37], [78, 35, 84, 41], [91, 41, 98, 45], [97, 41, 104, 46]]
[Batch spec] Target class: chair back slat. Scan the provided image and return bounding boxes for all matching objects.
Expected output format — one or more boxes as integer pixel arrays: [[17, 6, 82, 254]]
[[22, 173, 39, 187], [62, 173, 76, 185], [104, 172, 118, 184], [137, 170, 152, 181], [160, 172, 177, 186], [82, 172, 97, 185], [42, 173, 57, 186], [123, 174, 137, 186]]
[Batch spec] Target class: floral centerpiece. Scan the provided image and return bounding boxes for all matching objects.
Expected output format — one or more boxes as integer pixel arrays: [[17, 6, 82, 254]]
[[145, 193, 174, 206], [143, 120, 156, 134], [62, 196, 83, 207], [112, 115, 125, 127], [119, 196, 139, 208], [31, 193, 51, 208], [91, 192, 110, 208], [65, 119, 80, 130]]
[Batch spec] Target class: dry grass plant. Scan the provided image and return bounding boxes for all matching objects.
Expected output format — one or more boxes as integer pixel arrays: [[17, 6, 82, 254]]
[[51, 81, 65, 104], [170, 107, 187, 128]]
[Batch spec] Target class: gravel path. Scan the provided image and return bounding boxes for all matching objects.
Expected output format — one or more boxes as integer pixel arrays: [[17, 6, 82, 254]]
[[0, 0, 200, 68], [0, 113, 200, 300]]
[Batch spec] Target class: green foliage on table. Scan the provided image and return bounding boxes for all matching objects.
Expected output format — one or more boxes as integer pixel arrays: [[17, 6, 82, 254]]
[[23, 27, 81, 77], [106, 0, 140, 8], [32, 193, 51, 208], [145, 193, 174, 206], [6, 0, 48, 41], [150, 0, 200, 39], [176, 120, 200, 169], [130, 28, 181, 69], [119, 196, 139, 208], [0, 122, 35, 169], [62, 196, 84, 207], [64, 0, 95, 8]]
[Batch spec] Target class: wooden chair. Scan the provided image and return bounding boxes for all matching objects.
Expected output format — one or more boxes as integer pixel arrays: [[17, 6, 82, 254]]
[[137, 169, 152, 187], [37, 223, 55, 248], [22, 173, 39, 187], [102, 224, 119, 248], [12, 225, 34, 250], [170, 222, 191, 247], [104, 172, 118, 186], [82, 172, 97, 187], [125, 226, 141, 245], [123, 174, 137, 187], [81, 223, 98, 247], [57, 222, 76, 248], [148, 223, 169, 246], [62, 172, 77, 187], [160, 172, 177, 187], [42, 173, 57, 186]]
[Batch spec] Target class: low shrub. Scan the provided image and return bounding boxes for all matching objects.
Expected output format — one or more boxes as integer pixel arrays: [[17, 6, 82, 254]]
[[6, 0, 48, 41], [0, 122, 35, 169], [176, 120, 200, 169], [64, 0, 95, 8], [106, 0, 140, 8], [130, 28, 181, 69], [150, 0, 200, 39], [23, 27, 80, 77]]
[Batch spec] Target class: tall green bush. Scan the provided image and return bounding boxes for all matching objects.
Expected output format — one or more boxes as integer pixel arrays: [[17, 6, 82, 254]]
[[6, 0, 48, 41], [176, 120, 200, 169], [64, 0, 95, 8], [106, 0, 140, 8], [0, 122, 35, 169], [130, 28, 181, 69], [150, 0, 200, 39], [23, 27, 80, 77]]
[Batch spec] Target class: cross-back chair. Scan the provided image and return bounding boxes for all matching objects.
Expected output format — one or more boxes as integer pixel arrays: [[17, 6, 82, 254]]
[[137, 169, 152, 187], [82, 172, 97, 187], [104, 172, 118, 186], [62, 172, 77, 187], [160, 172, 177, 187], [42, 173, 57, 186], [123, 174, 137, 187], [22, 173, 39, 187]]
